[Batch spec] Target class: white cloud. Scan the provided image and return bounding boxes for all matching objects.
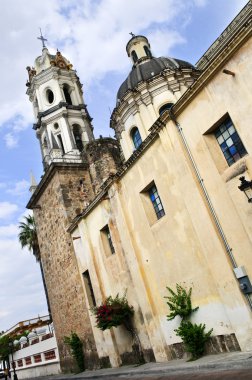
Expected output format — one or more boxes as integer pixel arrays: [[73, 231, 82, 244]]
[[7, 179, 29, 196], [4, 133, 18, 148], [0, 235, 47, 331], [0, 202, 18, 219], [0, 0, 210, 141], [193, 0, 208, 6], [0, 223, 18, 237], [147, 29, 185, 57]]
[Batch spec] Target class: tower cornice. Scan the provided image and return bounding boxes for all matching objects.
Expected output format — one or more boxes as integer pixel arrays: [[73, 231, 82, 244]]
[[27, 162, 89, 210]]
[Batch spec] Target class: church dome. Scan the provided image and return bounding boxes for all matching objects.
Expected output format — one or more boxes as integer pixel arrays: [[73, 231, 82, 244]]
[[117, 56, 195, 101]]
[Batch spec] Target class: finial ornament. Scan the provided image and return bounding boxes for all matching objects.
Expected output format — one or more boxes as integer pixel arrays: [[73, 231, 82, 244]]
[[37, 28, 47, 49], [129, 32, 135, 37]]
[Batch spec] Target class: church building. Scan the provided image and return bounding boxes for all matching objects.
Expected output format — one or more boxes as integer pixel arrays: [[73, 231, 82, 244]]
[[27, 2, 252, 372]]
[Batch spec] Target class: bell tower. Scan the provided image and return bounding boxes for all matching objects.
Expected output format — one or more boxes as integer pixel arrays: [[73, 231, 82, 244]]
[[26, 46, 94, 169], [26, 35, 122, 371]]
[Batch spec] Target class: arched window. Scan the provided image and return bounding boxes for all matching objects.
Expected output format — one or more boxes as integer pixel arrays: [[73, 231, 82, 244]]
[[43, 137, 48, 148], [73, 124, 83, 152], [46, 89, 54, 104], [57, 134, 65, 154], [131, 127, 142, 149], [63, 84, 72, 105], [131, 50, 138, 63], [144, 45, 152, 58], [42, 136, 49, 159], [159, 103, 174, 116]]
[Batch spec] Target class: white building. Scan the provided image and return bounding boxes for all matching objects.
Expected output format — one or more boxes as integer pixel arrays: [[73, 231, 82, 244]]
[[4, 316, 60, 379]]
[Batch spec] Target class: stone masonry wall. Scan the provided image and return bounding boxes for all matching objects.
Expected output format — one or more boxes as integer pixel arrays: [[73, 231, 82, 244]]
[[85, 138, 122, 195], [33, 165, 99, 372]]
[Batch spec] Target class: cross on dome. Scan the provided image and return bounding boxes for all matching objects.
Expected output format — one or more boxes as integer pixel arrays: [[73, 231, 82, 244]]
[[37, 28, 47, 49]]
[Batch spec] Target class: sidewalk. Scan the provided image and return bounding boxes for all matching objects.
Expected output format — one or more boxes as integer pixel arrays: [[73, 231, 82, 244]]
[[26, 350, 252, 380]]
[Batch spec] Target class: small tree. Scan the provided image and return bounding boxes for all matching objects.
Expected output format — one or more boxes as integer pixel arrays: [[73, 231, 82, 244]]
[[165, 284, 198, 321], [165, 284, 212, 360], [64, 333, 85, 372], [18, 214, 51, 320], [0, 335, 10, 363], [175, 321, 213, 360]]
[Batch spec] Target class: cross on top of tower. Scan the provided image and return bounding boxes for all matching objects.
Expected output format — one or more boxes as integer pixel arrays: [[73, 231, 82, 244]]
[[37, 28, 47, 49], [129, 32, 135, 37]]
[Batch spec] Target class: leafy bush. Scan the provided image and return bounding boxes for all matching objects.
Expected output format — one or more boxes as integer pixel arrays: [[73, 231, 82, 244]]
[[175, 321, 213, 360], [64, 332, 85, 372], [92, 293, 134, 331], [165, 284, 199, 320]]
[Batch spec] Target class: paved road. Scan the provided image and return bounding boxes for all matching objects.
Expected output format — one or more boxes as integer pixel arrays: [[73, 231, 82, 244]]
[[131, 369, 252, 379], [77, 368, 252, 380], [20, 351, 252, 380], [34, 368, 252, 380]]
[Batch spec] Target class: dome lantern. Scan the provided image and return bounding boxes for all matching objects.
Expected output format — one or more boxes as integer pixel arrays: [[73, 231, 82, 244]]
[[126, 34, 152, 66]]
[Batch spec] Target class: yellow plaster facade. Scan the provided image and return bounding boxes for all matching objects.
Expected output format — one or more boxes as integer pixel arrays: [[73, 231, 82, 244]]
[[70, 2, 252, 366]]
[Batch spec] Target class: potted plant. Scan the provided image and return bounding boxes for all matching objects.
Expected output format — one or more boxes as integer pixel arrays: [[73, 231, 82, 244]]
[[92, 293, 144, 363]]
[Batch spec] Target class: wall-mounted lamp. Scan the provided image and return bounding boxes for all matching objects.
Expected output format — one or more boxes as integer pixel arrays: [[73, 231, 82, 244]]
[[238, 176, 252, 203], [223, 69, 235, 76]]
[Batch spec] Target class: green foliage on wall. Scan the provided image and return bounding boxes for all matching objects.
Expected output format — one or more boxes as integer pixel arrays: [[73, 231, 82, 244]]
[[165, 284, 212, 360], [92, 293, 134, 331], [64, 332, 85, 372], [165, 284, 199, 321], [175, 321, 213, 360], [0, 335, 10, 361]]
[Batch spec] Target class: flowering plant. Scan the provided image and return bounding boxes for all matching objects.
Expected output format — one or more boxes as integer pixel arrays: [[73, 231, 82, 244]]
[[92, 293, 134, 331]]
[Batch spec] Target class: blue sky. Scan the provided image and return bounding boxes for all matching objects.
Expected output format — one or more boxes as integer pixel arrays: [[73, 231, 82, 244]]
[[0, 0, 248, 332]]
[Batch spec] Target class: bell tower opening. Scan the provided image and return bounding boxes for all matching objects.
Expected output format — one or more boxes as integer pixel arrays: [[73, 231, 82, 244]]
[[63, 84, 72, 105], [57, 134, 65, 154], [73, 124, 84, 152], [46, 89, 54, 104]]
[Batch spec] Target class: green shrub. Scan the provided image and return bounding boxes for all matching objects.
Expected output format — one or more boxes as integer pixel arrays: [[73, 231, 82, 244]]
[[64, 332, 85, 372], [165, 284, 199, 320], [175, 321, 213, 360]]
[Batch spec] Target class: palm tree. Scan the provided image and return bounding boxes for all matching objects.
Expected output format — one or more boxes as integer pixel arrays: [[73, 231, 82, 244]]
[[18, 215, 40, 261], [18, 214, 52, 320]]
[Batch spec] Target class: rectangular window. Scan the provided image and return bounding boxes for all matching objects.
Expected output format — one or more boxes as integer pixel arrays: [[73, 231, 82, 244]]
[[31, 337, 39, 345], [101, 225, 115, 255], [214, 117, 247, 166], [34, 354, 42, 363], [140, 181, 165, 226], [148, 184, 165, 219], [83, 270, 96, 307], [17, 360, 23, 367], [44, 350, 56, 361], [25, 357, 32, 366], [41, 333, 52, 341]]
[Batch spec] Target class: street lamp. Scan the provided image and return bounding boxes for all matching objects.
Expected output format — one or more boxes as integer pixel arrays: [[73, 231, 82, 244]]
[[238, 176, 252, 203], [8, 340, 18, 380]]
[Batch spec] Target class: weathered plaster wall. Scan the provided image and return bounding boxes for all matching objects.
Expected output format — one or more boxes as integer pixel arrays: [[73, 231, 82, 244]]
[[71, 34, 252, 366]]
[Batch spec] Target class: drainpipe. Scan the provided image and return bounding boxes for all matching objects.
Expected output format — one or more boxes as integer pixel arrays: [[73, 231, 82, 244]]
[[169, 110, 252, 310]]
